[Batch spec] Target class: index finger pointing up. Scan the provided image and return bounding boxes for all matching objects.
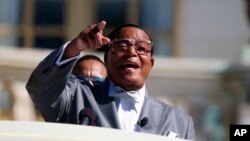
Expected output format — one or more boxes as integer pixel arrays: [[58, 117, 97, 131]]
[[92, 21, 107, 34]]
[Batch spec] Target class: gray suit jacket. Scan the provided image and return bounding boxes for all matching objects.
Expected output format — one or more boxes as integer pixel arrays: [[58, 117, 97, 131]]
[[26, 48, 195, 140]]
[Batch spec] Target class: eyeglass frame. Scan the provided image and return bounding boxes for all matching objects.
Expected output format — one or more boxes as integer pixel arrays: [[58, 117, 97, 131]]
[[77, 76, 105, 86], [108, 38, 153, 56]]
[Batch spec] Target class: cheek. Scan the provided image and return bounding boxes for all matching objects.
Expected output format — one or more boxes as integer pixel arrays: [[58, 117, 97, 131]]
[[107, 56, 119, 73], [109, 53, 123, 66], [141, 59, 153, 76]]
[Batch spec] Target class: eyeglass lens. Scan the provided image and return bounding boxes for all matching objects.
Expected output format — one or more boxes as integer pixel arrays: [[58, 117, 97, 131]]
[[111, 39, 152, 55]]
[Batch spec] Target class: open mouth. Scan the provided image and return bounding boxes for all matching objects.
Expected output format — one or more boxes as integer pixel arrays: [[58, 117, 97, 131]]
[[121, 62, 139, 69]]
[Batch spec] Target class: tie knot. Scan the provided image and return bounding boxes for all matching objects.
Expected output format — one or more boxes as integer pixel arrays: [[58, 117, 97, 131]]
[[114, 87, 139, 103], [120, 97, 136, 112]]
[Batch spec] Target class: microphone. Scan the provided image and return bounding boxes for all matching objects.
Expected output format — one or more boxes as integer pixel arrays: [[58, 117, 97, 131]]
[[137, 117, 148, 127], [79, 108, 96, 125]]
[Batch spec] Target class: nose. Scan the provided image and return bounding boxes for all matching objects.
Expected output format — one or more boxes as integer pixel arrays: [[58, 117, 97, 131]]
[[87, 71, 94, 86], [125, 44, 137, 56]]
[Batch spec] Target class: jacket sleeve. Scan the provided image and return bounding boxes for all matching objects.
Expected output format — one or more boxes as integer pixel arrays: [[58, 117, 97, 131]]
[[26, 47, 79, 122], [185, 116, 196, 141]]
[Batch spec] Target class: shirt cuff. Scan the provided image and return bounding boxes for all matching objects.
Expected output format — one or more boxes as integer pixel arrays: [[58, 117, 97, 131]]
[[55, 41, 80, 66]]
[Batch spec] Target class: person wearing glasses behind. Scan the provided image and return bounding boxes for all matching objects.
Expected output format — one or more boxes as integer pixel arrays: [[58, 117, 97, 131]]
[[72, 54, 107, 86], [26, 21, 195, 140]]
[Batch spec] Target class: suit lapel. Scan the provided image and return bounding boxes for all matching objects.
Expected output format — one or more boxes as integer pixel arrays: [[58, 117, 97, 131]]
[[137, 92, 152, 133], [137, 92, 171, 135], [92, 79, 121, 129]]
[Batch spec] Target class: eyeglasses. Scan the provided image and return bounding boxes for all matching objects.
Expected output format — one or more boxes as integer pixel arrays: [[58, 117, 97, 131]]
[[77, 76, 105, 86], [109, 38, 153, 55]]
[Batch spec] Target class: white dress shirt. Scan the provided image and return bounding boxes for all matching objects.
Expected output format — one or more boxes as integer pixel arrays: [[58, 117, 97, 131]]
[[108, 81, 145, 131]]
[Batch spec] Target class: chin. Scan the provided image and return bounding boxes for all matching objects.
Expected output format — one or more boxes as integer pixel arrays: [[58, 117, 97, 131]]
[[121, 77, 143, 90], [121, 75, 138, 82]]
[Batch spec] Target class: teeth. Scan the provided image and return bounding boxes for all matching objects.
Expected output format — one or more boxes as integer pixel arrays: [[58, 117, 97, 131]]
[[122, 62, 138, 68], [124, 61, 136, 65]]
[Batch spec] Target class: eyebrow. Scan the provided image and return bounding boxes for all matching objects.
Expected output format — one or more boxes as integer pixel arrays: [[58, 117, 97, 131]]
[[111, 38, 152, 42]]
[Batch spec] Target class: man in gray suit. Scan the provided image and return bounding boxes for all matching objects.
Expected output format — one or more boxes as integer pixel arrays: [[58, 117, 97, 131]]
[[26, 21, 195, 140]]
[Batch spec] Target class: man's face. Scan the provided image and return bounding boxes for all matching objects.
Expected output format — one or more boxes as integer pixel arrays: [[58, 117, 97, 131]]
[[73, 59, 107, 78], [105, 27, 154, 91], [73, 59, 107, 86]]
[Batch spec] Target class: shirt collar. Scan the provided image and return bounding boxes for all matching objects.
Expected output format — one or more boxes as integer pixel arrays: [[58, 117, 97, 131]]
[[108, 80, 145, 104]]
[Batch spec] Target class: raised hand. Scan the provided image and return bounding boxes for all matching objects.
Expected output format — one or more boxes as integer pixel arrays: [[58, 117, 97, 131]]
[[64, 21, 110, 58], [76, 21, 110, 50]]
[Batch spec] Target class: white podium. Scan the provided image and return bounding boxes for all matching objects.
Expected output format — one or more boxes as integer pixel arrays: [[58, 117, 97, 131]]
[[0, 121, 190, 141]]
